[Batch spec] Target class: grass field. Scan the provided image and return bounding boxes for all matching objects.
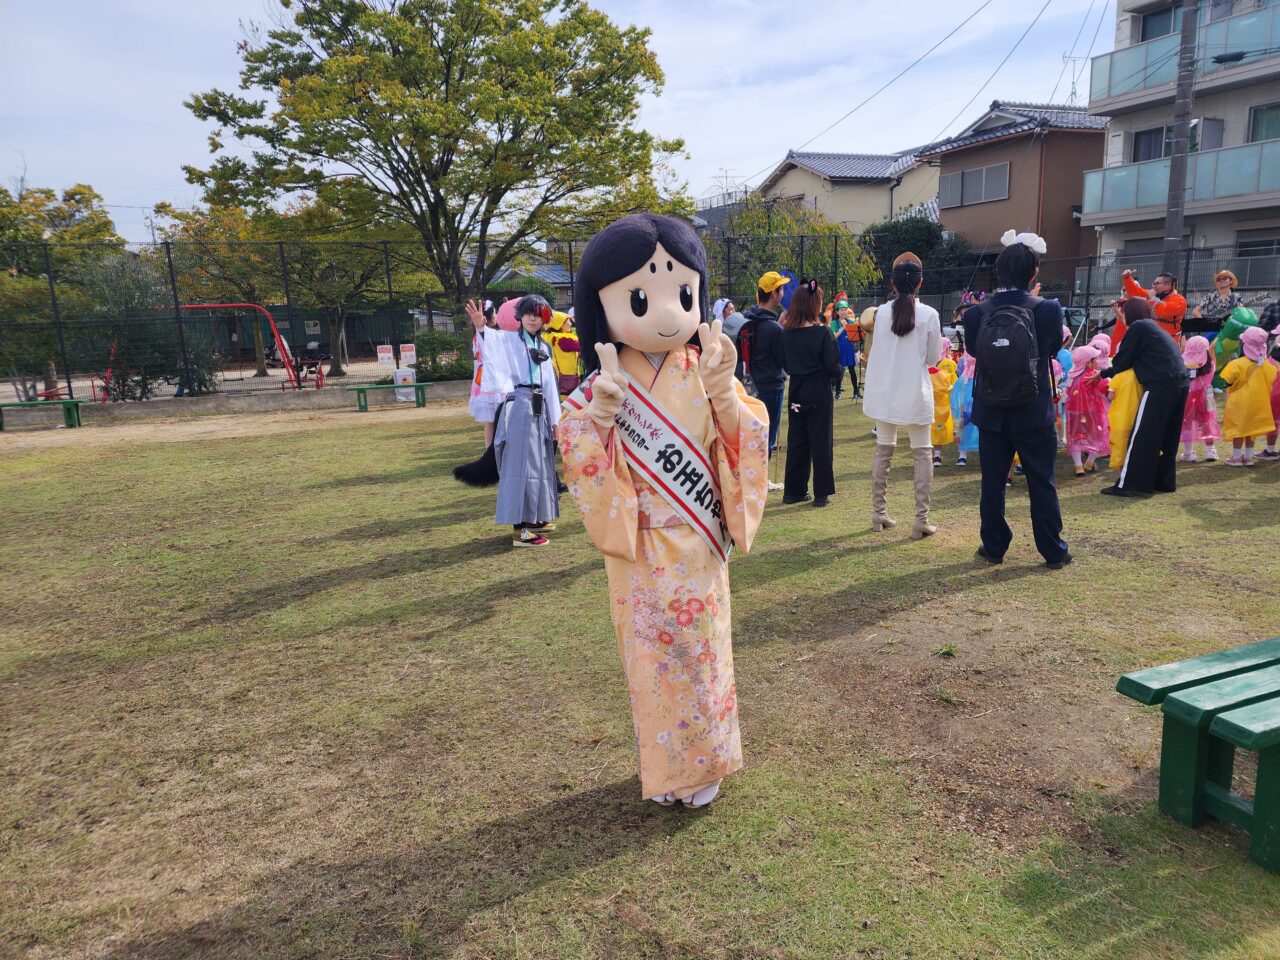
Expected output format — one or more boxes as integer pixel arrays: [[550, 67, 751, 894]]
[[3, 399, 1280, 960]]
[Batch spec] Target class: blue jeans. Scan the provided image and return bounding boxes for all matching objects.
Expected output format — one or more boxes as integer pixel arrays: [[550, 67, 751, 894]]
[[757, 387, 784, 454]]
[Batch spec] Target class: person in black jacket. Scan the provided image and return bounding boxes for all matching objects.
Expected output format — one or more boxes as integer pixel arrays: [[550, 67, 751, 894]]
[[962, 234, 1070, 569], [1100, 298, 1189, 497], [781, 280, 840, 506], [737, 271, 790, 458]]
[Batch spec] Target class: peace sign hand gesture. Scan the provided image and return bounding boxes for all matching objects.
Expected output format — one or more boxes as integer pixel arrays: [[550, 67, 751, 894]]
[[588, 343, 627, 431], [698, 318, 738, 404]]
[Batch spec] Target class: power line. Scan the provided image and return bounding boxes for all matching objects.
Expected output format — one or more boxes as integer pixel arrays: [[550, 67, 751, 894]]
[[731, 0, 999, 192], [1046, 0, 1100, 105], [1073, 0, 1111, 90]]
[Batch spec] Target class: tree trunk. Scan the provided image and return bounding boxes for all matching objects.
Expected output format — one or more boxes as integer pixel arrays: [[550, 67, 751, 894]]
[[327, 312, 346, 377], [43, 358, 58, 393], [252, 320, 268, 377]]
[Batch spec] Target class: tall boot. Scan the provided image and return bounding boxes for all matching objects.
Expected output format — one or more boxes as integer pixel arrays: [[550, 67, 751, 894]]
[[910, 447, 937, 540], [871, 443, 896, 531]]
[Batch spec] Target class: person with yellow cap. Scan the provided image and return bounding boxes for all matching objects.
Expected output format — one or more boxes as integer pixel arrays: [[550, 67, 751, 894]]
[[737, 270, 790, 466], [543, 309, 582, 395]]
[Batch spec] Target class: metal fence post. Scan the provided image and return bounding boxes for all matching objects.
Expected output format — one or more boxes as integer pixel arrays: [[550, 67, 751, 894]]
[[277, 241, 296, 367], [799, 235, 806, 280], [42, 243, 74, 399], [832, 234, 839, 296], [1084, 254, 1095, 340], [164, 241, 194, 397], [725, 237, 733, 301], [567, 239, 575, 301]]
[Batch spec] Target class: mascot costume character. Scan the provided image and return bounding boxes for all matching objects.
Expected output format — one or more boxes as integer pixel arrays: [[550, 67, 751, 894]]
[[558, 213, 769, 809]]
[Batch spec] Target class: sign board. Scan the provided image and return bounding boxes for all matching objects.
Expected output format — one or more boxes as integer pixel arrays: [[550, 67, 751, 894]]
[[304, 320, 321, 336], [393, 367, 417, 403], [400, 343, 417, 367], [377, 344, 395, 366]]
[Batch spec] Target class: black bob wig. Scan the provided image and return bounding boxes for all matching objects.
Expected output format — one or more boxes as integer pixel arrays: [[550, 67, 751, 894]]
[[571, 213, 709, 375]]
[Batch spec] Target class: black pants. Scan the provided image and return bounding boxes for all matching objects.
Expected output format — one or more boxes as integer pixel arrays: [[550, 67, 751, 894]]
[[1117, 380, 1189, 493], [846, 363, 860, 397], [978, 424, 1068, 562], [784, 376, 835, 498]]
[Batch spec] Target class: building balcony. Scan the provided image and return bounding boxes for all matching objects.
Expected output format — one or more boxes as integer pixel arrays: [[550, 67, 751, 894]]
[[1089, 4, 1280, 115], [1081, 137, 1280, 226]]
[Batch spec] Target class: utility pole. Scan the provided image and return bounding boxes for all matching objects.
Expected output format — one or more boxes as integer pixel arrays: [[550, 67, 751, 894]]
[[1163, 0, 1200, 276]]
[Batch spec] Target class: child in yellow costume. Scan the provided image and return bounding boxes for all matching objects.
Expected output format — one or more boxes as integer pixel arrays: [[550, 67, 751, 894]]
[[1220, 326, 1279, 467], [929, 337, 958, 463], [1107, 369, 1142, 472], [543, 310, 582, 395]]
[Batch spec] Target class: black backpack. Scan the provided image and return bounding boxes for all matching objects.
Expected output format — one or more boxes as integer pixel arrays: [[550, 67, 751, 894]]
[[973, 298, 1041, 408]]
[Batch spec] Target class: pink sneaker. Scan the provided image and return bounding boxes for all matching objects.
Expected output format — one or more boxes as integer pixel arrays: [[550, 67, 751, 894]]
[[1224, 456, 1246, 467]]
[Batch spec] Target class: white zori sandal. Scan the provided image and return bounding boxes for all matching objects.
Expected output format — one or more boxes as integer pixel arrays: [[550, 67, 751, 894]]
[[650, 793, 676, 806], [674, 780, 721, 808]]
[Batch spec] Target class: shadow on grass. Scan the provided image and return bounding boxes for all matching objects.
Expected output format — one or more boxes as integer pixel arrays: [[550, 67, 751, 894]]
[[1005, 803, 1280, 958], [99, 777, 691, 960]]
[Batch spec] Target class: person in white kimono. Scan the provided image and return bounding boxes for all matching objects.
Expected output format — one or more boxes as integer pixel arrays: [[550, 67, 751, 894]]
[[457, 294, 561, 547]]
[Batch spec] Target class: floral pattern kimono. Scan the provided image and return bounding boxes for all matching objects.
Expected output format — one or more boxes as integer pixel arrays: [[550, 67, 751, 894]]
[[558, 344, 769, 798]]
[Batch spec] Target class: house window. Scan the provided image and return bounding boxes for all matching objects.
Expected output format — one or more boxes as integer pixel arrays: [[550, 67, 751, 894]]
[[1131, 120, 1210, 162], [939, 161, 1010, 208], [1249, 103, 1280, 143], [1132, 127, 1166, 162], [1140, 6, 1182, 41], [1208, 0, 1234, 23], [1237, 228, 1280, 258]]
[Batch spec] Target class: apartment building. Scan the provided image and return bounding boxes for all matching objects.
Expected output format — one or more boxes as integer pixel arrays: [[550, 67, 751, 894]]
[[1082, 0, 1280, 291]]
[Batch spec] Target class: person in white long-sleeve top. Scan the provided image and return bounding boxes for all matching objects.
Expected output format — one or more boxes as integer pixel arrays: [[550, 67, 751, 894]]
[[861, 252, 943, 540]]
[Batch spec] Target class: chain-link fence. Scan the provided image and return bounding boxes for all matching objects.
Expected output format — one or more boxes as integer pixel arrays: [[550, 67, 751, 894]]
[[3, 238, 1277, 403]]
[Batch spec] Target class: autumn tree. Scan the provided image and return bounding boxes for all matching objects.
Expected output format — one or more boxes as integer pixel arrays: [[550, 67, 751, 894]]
[[154, 203, 282, 376], [184, 0, 685, 306]]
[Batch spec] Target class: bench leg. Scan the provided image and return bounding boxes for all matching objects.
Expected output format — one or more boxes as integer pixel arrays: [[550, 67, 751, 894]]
[[1251, 746, 1280, 873], [1159, 715, 1213, 827], [356, 391, 368, 412], [62, 404, 77, 428], [415, 387, 426, 408]]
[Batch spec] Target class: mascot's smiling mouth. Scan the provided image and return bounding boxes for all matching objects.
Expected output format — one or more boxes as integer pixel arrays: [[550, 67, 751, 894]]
[[658, 328, 682, 338]]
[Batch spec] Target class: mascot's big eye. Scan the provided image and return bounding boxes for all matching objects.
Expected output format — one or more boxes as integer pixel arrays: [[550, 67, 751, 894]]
[[630, 288, 648, 317], [679, 284, 694, 312]]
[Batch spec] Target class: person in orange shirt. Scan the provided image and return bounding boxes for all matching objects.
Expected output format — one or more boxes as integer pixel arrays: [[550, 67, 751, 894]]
[[1121, 269, 1187, 341]]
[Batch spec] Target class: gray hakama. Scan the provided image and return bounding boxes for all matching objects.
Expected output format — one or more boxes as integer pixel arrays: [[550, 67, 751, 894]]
[[493, 385, 560, 527]]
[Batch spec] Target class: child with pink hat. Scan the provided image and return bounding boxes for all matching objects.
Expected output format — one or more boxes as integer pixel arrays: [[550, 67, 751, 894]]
[[1064, 343, 1109, 476], [1220, 326, 1278, 466], [1178, 335, 1220, 463]]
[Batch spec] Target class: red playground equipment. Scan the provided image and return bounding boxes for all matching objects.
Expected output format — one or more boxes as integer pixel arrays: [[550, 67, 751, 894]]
[[179, 303, 322, 390]]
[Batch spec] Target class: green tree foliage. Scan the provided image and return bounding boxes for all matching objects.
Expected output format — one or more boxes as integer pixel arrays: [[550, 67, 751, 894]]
[[268, 193, 387, 377], [154, 203, 283, 376], [184, 0, 685, 305], [708, 195, 880, 303], [857, 213, 972, 298], [0, 182, 121, 397]]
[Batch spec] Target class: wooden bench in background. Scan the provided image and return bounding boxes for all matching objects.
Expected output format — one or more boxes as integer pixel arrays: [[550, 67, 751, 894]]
[[1118, 637, 1280, 872], [0, 399, 88, 431], [346, 383, 428, 412]]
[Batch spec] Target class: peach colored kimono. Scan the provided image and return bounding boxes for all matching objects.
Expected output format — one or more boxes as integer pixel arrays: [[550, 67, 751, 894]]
[[558, 344, 769, 798]]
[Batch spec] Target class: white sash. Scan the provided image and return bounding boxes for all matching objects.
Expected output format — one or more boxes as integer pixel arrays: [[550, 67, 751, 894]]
[[565, 371, 732, 563]]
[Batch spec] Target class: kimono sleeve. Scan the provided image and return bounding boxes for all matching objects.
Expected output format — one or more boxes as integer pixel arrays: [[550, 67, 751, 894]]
[[711, 380, 769, 554], [558, 405, 638, 562]]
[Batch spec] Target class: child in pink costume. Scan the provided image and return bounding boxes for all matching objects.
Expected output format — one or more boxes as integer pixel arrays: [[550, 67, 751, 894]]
[[1179, 335, 1220, 463], [1064, 344, 1110, 475]]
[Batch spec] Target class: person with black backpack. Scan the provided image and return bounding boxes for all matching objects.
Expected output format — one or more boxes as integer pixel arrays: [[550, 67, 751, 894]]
[[961, 231, 1071, 570]]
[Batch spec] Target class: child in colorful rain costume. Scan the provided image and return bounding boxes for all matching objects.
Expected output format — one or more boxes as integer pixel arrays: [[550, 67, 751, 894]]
[[951, 351, 979, 466], [544, 310, 583, 396], [1220, 326, 1279, 466], [1179, 335, 1220, 463], [558, 214, 769, 809], [1063, 344, 1109, 476], [930, 337, 958, 464]]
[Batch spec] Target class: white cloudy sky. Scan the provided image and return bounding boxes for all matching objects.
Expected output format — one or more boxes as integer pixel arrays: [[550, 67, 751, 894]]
[[1, 0, 1115, 242]]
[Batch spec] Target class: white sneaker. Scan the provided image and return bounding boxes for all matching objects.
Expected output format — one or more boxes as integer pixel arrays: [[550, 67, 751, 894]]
[[1179, 452, 1197, 463], [767, 481, 784, 491], [1204, 448, 1218, 462]]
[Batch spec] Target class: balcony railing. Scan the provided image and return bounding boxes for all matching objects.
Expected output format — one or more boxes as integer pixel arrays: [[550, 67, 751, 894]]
[[1082, 138, 1280, 215], [1089, 3, 1280, 102]]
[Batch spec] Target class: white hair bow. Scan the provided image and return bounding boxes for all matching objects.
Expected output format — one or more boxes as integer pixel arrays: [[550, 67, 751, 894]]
[[1000, 229, 1047, 255]]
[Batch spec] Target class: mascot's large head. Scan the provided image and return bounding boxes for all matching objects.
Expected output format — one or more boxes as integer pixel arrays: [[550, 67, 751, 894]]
[[572, 213, 709, 376]]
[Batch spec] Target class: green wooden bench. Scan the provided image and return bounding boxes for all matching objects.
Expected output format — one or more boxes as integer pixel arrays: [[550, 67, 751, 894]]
[[346, 383, 429, 412], [1118, 636, 1280, 872], [0, 399, 88, 431]]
